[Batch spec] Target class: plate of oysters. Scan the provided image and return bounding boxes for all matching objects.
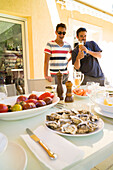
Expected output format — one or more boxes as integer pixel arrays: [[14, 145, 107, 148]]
[[45, 109, 104, 136]]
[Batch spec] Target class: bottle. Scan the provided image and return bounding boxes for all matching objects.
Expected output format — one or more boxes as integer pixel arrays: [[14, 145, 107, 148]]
[[65, 81, 73, 102], [56, 70, 63, 100]]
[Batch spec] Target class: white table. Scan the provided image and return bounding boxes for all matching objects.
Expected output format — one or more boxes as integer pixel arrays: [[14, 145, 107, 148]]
[[0, 95, 113, 170]]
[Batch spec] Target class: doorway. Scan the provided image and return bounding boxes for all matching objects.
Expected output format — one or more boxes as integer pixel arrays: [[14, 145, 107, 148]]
[[0, 14, 28, 95]]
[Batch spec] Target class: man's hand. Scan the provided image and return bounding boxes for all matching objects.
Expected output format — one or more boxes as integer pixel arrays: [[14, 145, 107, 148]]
[[79, 45, 102, 59], [45, 76, 53, 82], [77, 50, 84, 60], [79, 45, 88, 53]]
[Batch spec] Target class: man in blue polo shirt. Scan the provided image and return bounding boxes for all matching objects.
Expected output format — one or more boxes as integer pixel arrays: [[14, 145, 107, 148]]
[[72, 27, 104, 86]]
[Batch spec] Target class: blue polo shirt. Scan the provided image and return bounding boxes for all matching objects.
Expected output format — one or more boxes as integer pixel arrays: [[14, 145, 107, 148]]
[[72, 41, 104, 78]]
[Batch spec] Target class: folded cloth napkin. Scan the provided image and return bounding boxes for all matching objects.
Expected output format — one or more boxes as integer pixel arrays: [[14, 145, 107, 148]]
[[21, 125, 84, 170]]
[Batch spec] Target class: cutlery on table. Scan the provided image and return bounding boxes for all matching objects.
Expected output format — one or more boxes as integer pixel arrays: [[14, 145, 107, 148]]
[[26, 128, 57, 160]]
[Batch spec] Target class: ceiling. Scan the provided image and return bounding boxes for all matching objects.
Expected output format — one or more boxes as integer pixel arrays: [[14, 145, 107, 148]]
[[76, 0, 113, 14]]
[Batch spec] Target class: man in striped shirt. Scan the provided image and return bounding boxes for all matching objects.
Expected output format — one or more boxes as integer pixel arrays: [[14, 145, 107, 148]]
[[44, 23, 72, 84]]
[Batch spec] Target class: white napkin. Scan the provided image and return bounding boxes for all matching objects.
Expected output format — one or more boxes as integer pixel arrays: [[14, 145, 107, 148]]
[[21, 125, 84, 170]]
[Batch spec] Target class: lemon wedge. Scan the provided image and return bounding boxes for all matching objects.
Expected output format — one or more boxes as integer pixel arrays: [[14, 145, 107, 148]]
[[104, 99, 113, 106]]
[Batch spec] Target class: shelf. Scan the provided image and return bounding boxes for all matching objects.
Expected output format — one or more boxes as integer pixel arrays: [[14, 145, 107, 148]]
[[11, 69, 23, 72], [0, 70, 6, 73], [4, 50, 22, 55]]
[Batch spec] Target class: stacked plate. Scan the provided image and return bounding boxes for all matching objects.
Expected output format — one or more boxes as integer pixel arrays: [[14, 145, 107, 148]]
[[0, 133, 27, 170], [94, 97, 113, 118]]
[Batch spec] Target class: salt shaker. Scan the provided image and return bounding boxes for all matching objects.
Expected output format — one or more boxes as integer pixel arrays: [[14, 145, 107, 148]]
[[65, 81, 73, 102], [56, 71, 63, 100]]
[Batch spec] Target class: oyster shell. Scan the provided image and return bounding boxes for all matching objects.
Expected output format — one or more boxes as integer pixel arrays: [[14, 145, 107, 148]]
[[61, 113, 70, 119], [87, 121, 98, 132], [90, 115, 99, 122], [70, 116, 82, 125], [77, 122, 89, 134], [70, 109, 79, 115], [77, 114, 89, 121], [61, 123, 77, 135], [78, 110, 93, 115], [46, 121, 60, 129], [58, 119, 72, 126], [56, 110, 71, 115], [46, 113, 61, 121]]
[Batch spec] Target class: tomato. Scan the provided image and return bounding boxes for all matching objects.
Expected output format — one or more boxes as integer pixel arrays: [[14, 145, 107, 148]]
[[12, 104, 22, 112], [28, 94, 39, 100], [22, 103, 36, 110], [0, 104, 8, 113], [43, 97, 52, 105], [36, 100, 46, 107], [17, 95, 28, 103], [26, 99, 38, 105], [38, 92, 54, 100]]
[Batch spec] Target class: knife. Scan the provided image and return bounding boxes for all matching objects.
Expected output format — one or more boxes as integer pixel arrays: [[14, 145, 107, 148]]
[[26, 128, 57, 160]]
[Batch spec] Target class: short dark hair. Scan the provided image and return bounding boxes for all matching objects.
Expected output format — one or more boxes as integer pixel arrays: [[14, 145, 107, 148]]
[[56, 23, 66, 31], [76, 27, 87, 37]]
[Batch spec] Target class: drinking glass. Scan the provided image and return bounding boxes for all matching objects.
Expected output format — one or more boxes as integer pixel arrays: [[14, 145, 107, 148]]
[[78, 41, 84, 47], [0, 85, 7, 100], [104, 77, 113, 90], [86, 82, 101, 102], [73, 71, 84, 88]]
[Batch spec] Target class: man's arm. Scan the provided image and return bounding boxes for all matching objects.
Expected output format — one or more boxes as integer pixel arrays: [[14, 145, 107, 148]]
[[80, 46, 102, 59], [67, 55, 72, 63], [86, 50, 102, 58], [44, 53, 53, 82], [73, 49, 84, 70]]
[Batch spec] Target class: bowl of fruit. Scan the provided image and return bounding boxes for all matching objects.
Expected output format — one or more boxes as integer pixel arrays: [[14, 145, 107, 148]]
[[0, 92, 59, 120]]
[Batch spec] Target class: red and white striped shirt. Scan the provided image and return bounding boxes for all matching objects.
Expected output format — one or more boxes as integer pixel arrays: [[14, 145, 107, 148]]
[[44, 40, 72, 74]]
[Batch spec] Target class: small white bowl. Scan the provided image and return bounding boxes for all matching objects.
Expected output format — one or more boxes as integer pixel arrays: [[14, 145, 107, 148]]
[[0, 133, 8, 155], [95, 98, 113, 113]]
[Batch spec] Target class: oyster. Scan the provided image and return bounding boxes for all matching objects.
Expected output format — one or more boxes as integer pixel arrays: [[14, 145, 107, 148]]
[[61, 123, 77, 135], [70, 116, 82, 125], [46, 121, 60, 129], [70, 109, 79, 115], [78, 110, 93, 115], [56, 110, 71, 115], [58, 119, 72, 126], [46, 113, 61, 121], [77, 122, 89, 134], [77, 114, 89, 121], [90, 115, 99, 122], [61, 113, 70, 119], [87, 121, 98, 132]]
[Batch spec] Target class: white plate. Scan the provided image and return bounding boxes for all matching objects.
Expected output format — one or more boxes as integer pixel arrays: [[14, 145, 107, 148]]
[[45, 118, 104, 137], [0, 133, 8, 155], [0, 94, 59, 120], [0, 142, 27, 170], [74, 93, 89, 99], [94, 106, 113, 118], [95, 97, 113, 113]]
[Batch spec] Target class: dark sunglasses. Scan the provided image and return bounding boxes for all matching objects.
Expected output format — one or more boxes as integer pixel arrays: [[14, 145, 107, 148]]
[[57, 31, 66, 35]]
